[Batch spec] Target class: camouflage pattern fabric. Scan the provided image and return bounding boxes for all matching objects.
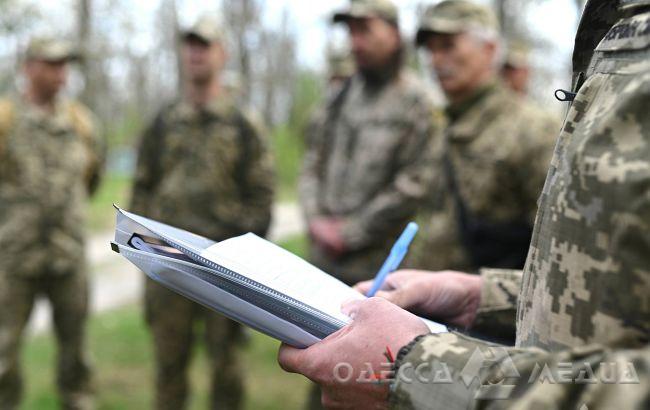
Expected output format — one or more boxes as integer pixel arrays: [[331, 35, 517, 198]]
[[0, 95, 103, 410], [0, 267, 93, 410], [299, 70, 443, 285], [390, 3, 650, 409], [130, 95, 274, 410], [409, 82, 559, 272]]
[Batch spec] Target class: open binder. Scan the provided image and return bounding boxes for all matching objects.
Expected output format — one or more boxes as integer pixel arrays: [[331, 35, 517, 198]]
[[111, 206, 447, 348]]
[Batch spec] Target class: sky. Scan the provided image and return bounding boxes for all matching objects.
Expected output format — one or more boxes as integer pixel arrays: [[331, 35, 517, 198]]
[[28, 0, 581, 70]]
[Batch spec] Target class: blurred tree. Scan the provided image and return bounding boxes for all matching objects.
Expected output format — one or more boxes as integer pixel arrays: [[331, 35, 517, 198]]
[[221, 0, 262, 105], [0, 0, 40, 93], [77, 0, 95, 106]]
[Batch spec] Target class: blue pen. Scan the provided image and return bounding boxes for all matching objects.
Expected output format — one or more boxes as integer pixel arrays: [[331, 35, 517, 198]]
[[366, 222, 419, 297]]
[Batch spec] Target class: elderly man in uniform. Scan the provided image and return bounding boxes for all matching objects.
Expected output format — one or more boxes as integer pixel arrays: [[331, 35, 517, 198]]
[[0, 37, 104, 410], [409, 0, 558, 273], [130, 16, 274, 410], [277, 0, 650, 408]]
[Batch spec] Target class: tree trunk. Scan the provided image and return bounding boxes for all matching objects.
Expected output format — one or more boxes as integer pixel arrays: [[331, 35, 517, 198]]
[[77, 0, 93, 107]]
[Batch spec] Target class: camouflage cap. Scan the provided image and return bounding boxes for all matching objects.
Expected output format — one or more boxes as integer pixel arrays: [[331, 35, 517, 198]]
[[181, 15, 223, 44], [620, 0, 650, 9], [332, 0, 399, 25], [416, 0, 500, 46], [25, 36, 78, 62], [504, 39, 531, 68]]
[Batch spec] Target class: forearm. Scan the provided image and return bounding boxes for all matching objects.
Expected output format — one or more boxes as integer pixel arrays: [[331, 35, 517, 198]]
[[471, 269, 522, 340], [391, 332, 649, 410]]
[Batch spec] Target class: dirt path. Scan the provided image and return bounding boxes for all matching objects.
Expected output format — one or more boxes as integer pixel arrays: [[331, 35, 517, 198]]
[[27, 202, 304, 334]]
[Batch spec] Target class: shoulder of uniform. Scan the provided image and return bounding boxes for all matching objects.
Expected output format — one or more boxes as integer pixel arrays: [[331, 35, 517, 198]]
[[64, 100, 98, 139], [236, 106, 267, 140], [398, 70, 433, 100], [0, 96, 16, 134]]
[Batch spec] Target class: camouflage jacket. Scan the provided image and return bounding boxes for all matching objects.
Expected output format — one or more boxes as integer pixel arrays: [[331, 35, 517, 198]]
[[409, 82, 559, 272], [0, 95, 104, 277], [130, 96, 274, 242], [299, 69, 443, 284], [391, 3, 650, 409]]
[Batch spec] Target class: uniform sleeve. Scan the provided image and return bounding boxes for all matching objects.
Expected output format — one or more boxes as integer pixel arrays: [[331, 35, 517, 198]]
[[471, 269, 522, 341], [70, 103, 105, 196], [129, 112, 164, 215], [514, 108, 560, 223], [87, 116, 106, 197], [298, 108, 327, 222], [390, 332, 649, 410], [210, 114, 275, 237], [339, 102, 444, 251]]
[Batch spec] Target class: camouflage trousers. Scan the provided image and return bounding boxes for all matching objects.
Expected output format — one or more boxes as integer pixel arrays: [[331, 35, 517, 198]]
[[144, 278, 245, 410], [0, 268, 94, 410]]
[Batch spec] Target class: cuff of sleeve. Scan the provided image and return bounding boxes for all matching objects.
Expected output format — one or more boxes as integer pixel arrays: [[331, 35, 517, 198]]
[[476, 268, 522, 313], [389, 332, 487, 410]]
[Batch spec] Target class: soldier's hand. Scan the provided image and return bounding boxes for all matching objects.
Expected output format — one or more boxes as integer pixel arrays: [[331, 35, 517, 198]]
[[309, 217, 346, 257], [354, 270, 482, 329], [278, 297, 429, 410]]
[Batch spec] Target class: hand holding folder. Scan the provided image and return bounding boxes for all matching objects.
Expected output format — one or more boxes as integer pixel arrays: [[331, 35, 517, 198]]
[[111, 207, 446, 348]]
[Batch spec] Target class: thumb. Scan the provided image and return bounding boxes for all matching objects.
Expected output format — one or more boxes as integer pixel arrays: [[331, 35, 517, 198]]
[[374, 288, 407, 308], [352, 280, 373, 295], [277, 343, 307, 374]]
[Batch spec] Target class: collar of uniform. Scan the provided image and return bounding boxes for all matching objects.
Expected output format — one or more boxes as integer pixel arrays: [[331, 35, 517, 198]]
[[175, 94, 234, 121], [19, 94, 71, 131], [445, 81, 507, 142]]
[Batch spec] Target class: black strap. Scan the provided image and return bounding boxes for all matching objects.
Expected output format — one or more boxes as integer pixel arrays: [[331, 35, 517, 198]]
[[233, 109, 253, 198], [443, 143, 533, 270]]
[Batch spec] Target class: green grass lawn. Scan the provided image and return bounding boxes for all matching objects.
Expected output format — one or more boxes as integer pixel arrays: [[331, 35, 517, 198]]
[[87, 173, 132, 232], [22, 235, 311, 409]]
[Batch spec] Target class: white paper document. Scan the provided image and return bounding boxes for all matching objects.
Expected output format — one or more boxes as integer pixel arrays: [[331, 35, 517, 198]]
[[111, 207, 447, 348]]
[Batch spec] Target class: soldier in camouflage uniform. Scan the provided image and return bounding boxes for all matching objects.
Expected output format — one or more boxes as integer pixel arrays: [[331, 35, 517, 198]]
[[277, 1, 650, 408], [130, 16, 274, 410], [409, 0, 559, 272], [299, 0, 443, 287], [0, 37, 104, 410], [501, 39, 533, 96]]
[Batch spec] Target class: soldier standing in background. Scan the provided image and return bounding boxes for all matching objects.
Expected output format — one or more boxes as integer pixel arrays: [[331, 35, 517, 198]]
[[299, 0, 442, 288], [130, 16, 274, 410], [277, 1, 649, 408], [409, 0, 559, 273], [0, 37, 104, 410], [298, 0, 442, 407], [501, 39, 533, 96]]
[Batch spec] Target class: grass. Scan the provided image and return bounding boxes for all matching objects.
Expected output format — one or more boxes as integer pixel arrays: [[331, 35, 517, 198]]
[[22, 235, 311, 410], [87, 173, 132, 232]]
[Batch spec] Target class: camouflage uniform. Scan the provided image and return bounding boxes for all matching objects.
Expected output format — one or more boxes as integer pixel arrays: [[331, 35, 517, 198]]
[[130, 94, 274, 409], [0, 39, 104, 409], [390, 1, 650, 408], [409, 81, 559, 272], [408, 0, 559, 273], [299, 66, 442, 287]]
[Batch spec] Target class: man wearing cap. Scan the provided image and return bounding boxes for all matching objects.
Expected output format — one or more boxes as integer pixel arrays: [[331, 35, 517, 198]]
[[130, 15, 274, 410], [299, 0, 442, 296], [501, 38, 533, 96], [277, 0, 649, 408], [408, 0, 558, 275], [298, 1, 442, 407], [0, 36, 104, 410]]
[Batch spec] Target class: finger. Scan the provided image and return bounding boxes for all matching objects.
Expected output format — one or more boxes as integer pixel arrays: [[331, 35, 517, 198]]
[[277, 343, 307, 374], [341, 298, 364, 318], [352, 280, 373, 294], [374, 288, 406, 307]]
